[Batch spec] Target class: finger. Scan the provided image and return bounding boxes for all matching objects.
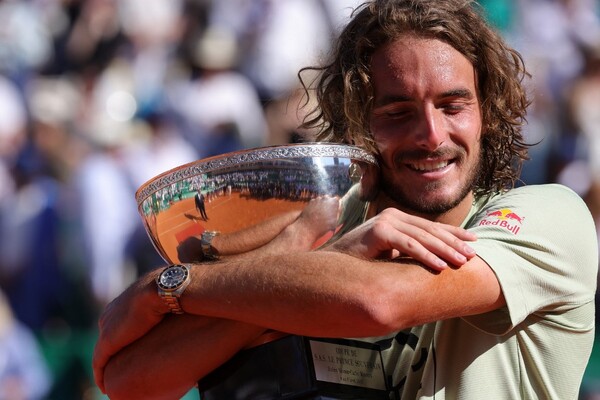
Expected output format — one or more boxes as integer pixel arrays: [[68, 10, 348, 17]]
[[92, 345, 108, 393], [388, 214, 476, 261], [384, 223, 470, 269], [362, 218, 447, 268], [389, 234, 451, 271], [94, 367, 105, 394], [420, 222, 477, 260], [383, 208, 476, 242], [434, 222, 477, 241], [411, 230, 472, 267]]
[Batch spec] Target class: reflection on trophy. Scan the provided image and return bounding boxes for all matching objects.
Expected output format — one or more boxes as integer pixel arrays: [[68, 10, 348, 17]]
[[135, 143, 379, 264], [136, 143, 389, 399]]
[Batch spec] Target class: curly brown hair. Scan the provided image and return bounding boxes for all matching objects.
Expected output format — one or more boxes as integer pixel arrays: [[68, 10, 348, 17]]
[[300, 0, 531, 197]]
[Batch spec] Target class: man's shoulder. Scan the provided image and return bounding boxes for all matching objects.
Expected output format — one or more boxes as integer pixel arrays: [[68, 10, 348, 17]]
[[482, 183, 585, 211], [470, 183, 595, 235], [499, 183, 579, 198]]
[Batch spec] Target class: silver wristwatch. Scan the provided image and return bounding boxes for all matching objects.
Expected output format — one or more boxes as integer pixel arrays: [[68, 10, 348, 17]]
[[201, 231, 220, 261], [156, 264, 191, 314]]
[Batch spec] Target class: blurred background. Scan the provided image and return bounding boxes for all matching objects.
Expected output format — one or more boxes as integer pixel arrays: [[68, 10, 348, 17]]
[[0, 0, 599, 399]]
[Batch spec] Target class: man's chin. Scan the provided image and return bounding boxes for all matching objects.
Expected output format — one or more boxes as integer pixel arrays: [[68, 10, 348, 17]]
[[382, 186, 467, 215], [406, 198, 457, 215]]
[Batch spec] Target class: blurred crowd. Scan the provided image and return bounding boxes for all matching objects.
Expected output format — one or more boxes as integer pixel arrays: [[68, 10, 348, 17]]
[[0, 0, 598, 399]]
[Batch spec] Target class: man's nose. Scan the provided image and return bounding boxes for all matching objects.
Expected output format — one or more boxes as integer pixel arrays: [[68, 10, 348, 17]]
[[414, 107, 447, 151]]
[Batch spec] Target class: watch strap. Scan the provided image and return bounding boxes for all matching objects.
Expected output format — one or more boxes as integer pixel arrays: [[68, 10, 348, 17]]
[[161, 291, 185, 314]]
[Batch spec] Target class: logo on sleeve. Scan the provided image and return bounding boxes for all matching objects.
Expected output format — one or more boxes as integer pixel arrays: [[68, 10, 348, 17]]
[[479, 208, 524, 234]]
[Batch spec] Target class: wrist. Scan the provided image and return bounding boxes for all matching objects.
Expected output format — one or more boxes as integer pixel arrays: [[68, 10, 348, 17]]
[[146, 269, 171, 315], [128, 270, 173, 316], [201, 231, 221, 260], [155, 264, 192, 314]]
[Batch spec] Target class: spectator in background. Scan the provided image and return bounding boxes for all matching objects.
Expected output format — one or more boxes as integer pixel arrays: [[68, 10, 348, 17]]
[[232, 0, 334, 101], [169, 25, 269, 157], [74, 137, 140, 306], [510, 0, 600, 186], [0, 290, 51, 400], [0, 77, 78, 333], [562, 43, 600, 304], [0, 76, 25, 202], [0, 0, 52, 82], [564, 44, 600, 206], [206, 0, 337, 145]]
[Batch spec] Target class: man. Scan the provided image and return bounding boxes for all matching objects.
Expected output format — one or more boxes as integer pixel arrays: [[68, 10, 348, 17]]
[[93, 1, 598, 399], [194, 191, 208, 221]]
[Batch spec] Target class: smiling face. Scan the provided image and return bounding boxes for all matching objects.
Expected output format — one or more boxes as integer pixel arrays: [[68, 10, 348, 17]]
[[370, 35, 483, 219]]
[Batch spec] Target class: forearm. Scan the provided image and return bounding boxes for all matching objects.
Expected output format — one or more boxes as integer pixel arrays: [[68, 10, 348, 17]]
[[103, 314, 265, 400], [182, 251, 396, 338], [216, 196, 340, 257], [236, 196, 342, 256], [181, 250, 502, 339], [213, 210, 302, 256]]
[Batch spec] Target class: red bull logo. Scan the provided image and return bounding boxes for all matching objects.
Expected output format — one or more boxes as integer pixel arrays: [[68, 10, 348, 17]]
[[479, 208, 524, 234]]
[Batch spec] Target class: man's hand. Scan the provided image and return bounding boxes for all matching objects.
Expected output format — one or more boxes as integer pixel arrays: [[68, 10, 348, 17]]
[[260, 195, 341, 252], [294, 195, 341, 239], [93, 270, 168, 393], [326, 207, 477, 271]]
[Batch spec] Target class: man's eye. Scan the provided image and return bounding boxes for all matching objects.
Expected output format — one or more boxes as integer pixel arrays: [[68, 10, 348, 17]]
[[442, 104, 465, 114], [386, 111, 405, 117], [383, 109, 410, 118]]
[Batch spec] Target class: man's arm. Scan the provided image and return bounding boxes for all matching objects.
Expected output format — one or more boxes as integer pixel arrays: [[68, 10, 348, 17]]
[[178, 207, 496, 337], [177, 196, 341, 262], [94, 196, 342, 395], [94, 207, 485, 393], [219, 195, 342, 257], [183, 250, 504, 338], [102, 315, 264, 400], [97, 251, 503, 399]]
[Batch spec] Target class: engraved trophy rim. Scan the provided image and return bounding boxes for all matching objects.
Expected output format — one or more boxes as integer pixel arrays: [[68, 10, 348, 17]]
[[135, 142, 378, 207]]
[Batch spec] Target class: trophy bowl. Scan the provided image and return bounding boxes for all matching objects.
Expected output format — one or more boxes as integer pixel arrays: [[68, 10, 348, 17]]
[[135, 143, 389, 399], [135, 142, 379, 265]]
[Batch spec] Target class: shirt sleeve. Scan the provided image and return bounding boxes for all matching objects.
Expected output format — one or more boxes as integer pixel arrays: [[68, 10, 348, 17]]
[[462, 184, 598, 335]]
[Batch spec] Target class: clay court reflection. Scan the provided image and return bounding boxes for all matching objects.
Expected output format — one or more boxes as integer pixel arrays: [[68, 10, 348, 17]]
[[136, 144, 379, 264]]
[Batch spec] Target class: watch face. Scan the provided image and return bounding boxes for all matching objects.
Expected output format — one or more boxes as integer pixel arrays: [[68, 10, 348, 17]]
[[158, 265, 188, 290]]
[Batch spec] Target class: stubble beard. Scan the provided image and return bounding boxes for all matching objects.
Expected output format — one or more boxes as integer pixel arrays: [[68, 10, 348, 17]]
[[380, 150, 483, 216]]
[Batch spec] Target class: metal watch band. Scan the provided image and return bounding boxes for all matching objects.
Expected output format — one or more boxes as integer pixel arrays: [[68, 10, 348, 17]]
[[162, 292, 184, 314], [201, 231, 220, 260]]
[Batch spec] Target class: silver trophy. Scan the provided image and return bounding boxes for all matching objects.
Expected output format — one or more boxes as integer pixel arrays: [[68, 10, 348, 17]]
[[135, 143, 379, 264], [136, 143, 389, 399]]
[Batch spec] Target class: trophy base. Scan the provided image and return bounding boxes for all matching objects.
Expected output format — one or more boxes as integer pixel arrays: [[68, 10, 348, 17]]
[[198, 335, 390, 400]]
